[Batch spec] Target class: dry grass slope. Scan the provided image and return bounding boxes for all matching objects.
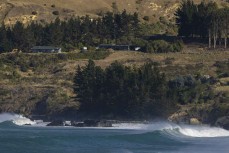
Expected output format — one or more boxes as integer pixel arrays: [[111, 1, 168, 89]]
[[0, 0, 227, 26]]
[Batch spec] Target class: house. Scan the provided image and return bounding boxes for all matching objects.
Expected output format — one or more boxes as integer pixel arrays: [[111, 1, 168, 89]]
[[98, 44, 130, 51], [31, 46, 62, 53], [114, 45, 130, 50]]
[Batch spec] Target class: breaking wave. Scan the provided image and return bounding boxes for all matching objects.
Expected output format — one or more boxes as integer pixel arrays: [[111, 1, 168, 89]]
[[0, 113, 229, 138], [112, 121, 229, 138], [0, 113, 42, 126]]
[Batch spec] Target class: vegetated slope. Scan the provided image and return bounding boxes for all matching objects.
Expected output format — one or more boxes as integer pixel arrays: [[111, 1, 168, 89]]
[[0, 0, 227, 26], [0, 48, 229, 119]]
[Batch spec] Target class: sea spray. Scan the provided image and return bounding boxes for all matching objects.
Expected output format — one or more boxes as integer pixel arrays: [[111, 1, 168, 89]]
[[0, 113, 36, 126], [0, 113, 228, 138], [112, 121, 229, 138], [177, 125, 229, 137]]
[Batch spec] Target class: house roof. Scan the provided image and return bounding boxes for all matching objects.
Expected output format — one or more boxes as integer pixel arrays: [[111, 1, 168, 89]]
[[99, 44, 130, 47], [31, 46, 61, 50]]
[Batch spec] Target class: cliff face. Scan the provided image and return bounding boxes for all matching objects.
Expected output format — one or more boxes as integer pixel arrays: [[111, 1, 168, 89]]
[[0, 0, 226, 26]]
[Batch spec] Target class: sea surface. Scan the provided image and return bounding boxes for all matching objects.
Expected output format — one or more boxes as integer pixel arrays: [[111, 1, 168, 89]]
[[0, 113, 229, 153]]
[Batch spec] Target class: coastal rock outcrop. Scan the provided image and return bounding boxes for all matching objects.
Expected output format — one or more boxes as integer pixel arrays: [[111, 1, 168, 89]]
[[168, 111, 189, 124], [47, 120, 63, 126], [71, 120, 112, 127], [97, 120, 113, 127], [189, 118, 201, 125], [215, 116, 229, 130]]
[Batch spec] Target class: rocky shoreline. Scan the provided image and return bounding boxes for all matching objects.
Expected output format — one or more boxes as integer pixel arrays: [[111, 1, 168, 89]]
[[46, 119, 114, 127], [168, 111, 229, 130], [19, 116, 226, 131]]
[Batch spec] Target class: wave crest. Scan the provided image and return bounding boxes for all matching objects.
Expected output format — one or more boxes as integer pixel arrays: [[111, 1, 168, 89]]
[[113, 121, 229, 138], [0, 113, 36, 126], [178, 125, 229, 137], [0, 113, 228, 137]]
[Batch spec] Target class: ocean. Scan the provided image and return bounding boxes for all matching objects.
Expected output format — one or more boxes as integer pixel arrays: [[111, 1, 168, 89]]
[[0, 113, 229, 153]]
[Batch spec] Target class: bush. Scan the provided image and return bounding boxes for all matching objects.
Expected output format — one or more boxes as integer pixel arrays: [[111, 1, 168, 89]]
[[172, 40, 184, 52], [143, 16, 149, 21], [136, 0, 143, 4], [147, 40, 169, 53], [168, 75, 214, 105], [32, 11, 38, 15], [20, 63, 29, 72], [159, 17, 167, 24], [214, 60, 229, 77], [131, 38, 147, 47], [145, 40, 184, 53], [57, 53, 68, 60], [53, 11, 59, 15], [164, 57, 175, 65]]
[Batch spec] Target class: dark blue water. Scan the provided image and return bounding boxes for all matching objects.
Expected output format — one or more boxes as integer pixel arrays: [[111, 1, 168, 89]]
[[0, 114, 229, 153]]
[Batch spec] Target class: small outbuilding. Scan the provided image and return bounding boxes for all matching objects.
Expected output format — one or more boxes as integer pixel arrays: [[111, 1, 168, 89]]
[[31, 46, 62, 53]]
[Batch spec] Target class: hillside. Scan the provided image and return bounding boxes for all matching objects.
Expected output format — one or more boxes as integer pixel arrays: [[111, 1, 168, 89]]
[[1, 47, 229, 122], [0, 0, 229, 126], [0, 0, 228, 26]]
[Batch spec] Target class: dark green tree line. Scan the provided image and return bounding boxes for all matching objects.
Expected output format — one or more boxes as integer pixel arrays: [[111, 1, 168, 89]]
[[176, 0, 229, 48], [74, 60, 176, 119], [0, 10, 140, 53]]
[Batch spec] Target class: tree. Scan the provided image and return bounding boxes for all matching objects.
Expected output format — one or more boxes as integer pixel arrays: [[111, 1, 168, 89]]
[[74, 60, 170, 118], [50, 18, 63, 46], [220, 8, 229, 48], [0, 10, 141, 52], [102, 12, 114, 42], [205, 1, 218, 48], [175, 0, 197, 37], [22, 24, 36, 51], [0, 25, 12, 52], [11, 21, 25, 50]]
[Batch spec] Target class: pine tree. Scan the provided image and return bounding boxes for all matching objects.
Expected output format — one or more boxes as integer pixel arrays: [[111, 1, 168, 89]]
[[0, 25, 12, 52], [175, 0, 197, 37], [50, 18, 63, 46], [11, 21, 25, 50]]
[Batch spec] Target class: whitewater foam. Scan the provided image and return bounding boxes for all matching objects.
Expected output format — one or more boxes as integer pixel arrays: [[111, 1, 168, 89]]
[[0, 113, 228, 137], [0, 113, 36, 126], [12, 115, 36, 126], [178, 125, 229, 137], [112, 121, 229, 138]]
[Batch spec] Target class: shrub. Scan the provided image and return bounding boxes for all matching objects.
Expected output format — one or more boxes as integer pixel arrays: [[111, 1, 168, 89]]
[[159, 17, 167, 24], [145, 40, 184, 53], [214, 60, 229, 77], [20, 63, 29, 72], [164, 57, 175, 65], [148, 40, 169, 53], [57, 53, 68, 60], [172, 40, 184, 52], [131, 38, 147, 47], [143, 16, 149, 21], [136, 0, 143, 4], [32, 11, 38, 15], [53, 11, 59, 15]]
